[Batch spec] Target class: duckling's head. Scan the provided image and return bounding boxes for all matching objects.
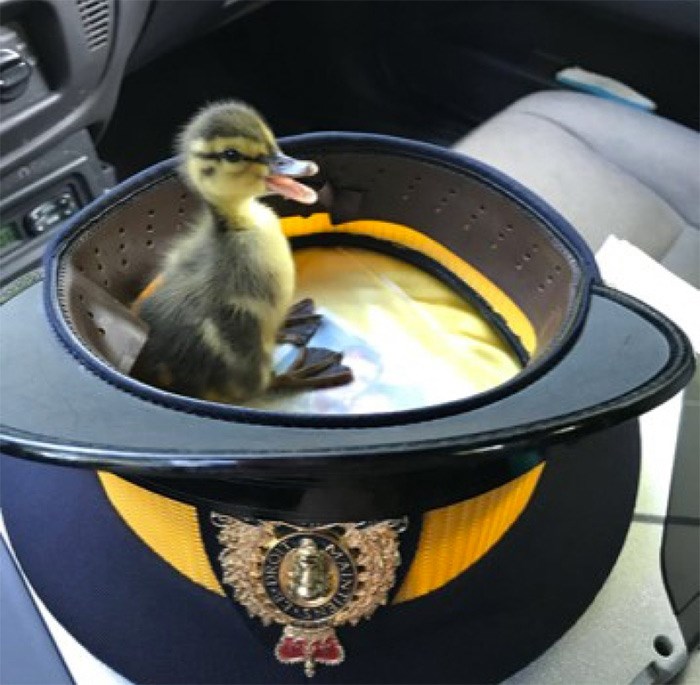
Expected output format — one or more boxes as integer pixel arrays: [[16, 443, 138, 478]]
[[178, 101, 318, 209]]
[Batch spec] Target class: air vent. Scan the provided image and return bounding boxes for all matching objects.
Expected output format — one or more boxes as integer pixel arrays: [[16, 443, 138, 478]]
[[75, 0, 111, 52]]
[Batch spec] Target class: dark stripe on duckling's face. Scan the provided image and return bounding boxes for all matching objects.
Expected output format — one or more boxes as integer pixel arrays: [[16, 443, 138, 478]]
[[190, 136, 273, 183], [194, 149, 275, 166], [178, 101, 277, 180], [185, 129, 279, 204], [191, 135, 274, 166]]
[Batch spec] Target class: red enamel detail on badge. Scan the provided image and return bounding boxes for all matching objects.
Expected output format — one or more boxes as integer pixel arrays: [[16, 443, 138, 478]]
[[275, 630, 345, 677], [276, 636, 305, 662], [313, 635, 344, 664]]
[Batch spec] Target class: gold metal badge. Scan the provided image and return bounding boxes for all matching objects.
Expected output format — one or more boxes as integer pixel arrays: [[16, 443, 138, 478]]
[[212, 514, 406, 677]]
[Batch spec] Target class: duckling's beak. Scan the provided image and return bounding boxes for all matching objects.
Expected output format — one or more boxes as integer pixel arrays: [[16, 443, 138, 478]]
[[264, 152, 319, 205]]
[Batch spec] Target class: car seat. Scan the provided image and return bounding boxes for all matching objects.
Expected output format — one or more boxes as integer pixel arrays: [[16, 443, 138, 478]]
[[452, 90, 699, 286]]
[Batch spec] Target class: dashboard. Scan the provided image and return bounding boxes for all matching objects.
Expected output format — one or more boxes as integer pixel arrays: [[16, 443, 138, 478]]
[[0, 0, 696, 287], [0, 0, 264, 286]]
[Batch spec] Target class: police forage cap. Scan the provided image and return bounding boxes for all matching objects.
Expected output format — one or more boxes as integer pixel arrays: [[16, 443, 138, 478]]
[[0, 133, 694, 683]]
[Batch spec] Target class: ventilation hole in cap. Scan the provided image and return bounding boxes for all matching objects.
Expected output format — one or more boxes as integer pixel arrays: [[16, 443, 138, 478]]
[[537, 284, 545, 292], [148, 209, 155, 217], [146, 224, 154, 233], [118, 227, 125, 235], [121, 259, 128, 268], [546, 275, 554, 283], [532, 243, 540, 253], [478, 204, 486, 213], [94, 247, 100, 255], [498, 232, 505, 241], [555, 264, 562, 273], [96, 263, 104, 271], [146, 239, 154, 248], [178, 207, 185, 216], [653, 635, 674, 658], [87, 311, 94, 319], [523, 253, 532, 261], [180, 193, 188, 201], [505, 223, 514, 232], [119, 243, 126, 251], [98, 327, 106, 336], [448, 188, 457, 195], [103, 279, 109, 287]]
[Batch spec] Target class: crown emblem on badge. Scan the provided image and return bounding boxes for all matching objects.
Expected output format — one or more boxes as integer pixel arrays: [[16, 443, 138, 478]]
[[212, 514, 406, 677]]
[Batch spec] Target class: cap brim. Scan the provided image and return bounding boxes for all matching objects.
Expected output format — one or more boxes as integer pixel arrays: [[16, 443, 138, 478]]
[[0, 275, 690, 520]]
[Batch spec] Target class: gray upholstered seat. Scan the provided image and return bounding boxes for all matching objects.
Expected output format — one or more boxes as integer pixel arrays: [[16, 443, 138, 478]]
[[453, 91, 700, 287]]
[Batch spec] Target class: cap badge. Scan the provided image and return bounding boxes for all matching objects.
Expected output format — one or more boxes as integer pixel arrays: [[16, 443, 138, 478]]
[[212, 514, 406, 677]]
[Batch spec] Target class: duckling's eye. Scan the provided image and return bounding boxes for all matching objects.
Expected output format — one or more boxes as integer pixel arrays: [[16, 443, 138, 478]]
[[222, 149, 243, 163]]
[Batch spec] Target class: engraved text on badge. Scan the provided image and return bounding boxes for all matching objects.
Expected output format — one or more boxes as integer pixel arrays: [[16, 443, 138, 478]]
[[263, 533, 357, 623]]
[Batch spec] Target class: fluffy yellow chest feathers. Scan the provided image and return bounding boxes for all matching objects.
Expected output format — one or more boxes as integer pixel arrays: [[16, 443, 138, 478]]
[[227, 198, 296, 316]]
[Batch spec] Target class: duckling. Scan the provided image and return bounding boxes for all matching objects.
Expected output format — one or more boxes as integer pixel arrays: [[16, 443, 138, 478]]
[[131, 101, 351, 402]]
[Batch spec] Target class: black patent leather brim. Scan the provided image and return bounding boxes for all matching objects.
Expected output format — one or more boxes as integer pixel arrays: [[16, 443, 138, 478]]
[[0, 275, 692, 519]]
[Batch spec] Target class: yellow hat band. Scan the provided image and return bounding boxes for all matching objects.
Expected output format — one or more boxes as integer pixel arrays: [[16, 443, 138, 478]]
[[98, 464, 544, 604]]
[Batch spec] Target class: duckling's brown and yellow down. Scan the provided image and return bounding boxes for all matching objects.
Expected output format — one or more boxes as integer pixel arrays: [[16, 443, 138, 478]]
[[131, 101, 334, 402]]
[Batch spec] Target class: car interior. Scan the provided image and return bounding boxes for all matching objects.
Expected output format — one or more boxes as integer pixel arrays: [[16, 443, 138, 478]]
[[1, 0, 698, 286], [0, 0, 698, 683]]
